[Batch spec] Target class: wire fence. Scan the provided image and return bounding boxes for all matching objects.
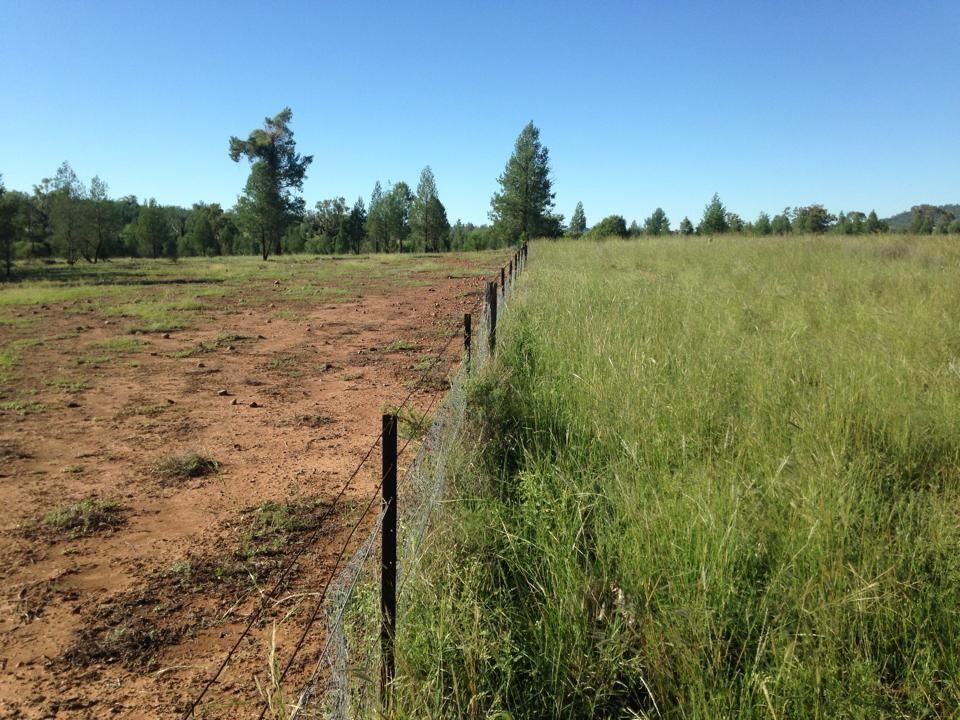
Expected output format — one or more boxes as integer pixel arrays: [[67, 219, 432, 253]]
[[181, 245, 527, 720], [289, 252, 522, 719]]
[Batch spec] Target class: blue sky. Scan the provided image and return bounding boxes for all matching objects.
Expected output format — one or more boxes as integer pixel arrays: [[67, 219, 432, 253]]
[[1, 0, 958, 227]]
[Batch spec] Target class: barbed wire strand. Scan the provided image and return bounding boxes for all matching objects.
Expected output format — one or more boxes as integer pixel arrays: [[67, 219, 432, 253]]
[[284, 272, 512, 717], [185, 274, 498, 718], [284, 332, 469, 719], [188, 262, 512, 720], [257, 295, 486, 718]]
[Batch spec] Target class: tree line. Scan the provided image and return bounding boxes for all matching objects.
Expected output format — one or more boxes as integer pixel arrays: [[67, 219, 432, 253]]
[[4, 110, 955, 280], [568, 194, 960, 241], [0, 111, 558, 279]]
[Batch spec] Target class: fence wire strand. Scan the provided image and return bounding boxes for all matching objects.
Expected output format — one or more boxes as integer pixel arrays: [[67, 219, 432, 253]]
[[184, 249, 524, 719], [286, 261, 521, 720]]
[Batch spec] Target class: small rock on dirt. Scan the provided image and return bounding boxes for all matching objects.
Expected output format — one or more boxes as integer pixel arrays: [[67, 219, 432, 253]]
[[231, 398, 238, 405], [162, 333, 171, 339], [197, 362, 205, 368], [249, 401, 259, 408], [216, 389, 230, 396]]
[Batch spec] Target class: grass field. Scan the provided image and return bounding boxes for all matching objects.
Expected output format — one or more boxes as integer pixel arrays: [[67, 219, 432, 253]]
[[396, 236, 960, 718]]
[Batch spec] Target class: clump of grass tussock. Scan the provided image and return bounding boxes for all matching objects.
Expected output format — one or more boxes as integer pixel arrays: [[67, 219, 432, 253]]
[[0, 400, 46, 415], [92, 336, 149, 352], [43, 499, 125, 537], [169, 332, 251, 358], [152, 451, 219, 482], [44, 375, 90, 393], [236, 499, 324, 559], [392, 235, 960, 719]]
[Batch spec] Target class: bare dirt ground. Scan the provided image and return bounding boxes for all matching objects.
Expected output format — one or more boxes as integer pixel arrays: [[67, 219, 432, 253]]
[[0, 253, 503, 719]]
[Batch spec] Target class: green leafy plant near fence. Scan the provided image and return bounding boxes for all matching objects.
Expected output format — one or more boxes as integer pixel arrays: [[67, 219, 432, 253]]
[[393, 236, 960, 718]]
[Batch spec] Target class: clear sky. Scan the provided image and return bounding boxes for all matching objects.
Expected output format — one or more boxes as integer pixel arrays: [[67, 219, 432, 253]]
[[1, 0, 958, 227]]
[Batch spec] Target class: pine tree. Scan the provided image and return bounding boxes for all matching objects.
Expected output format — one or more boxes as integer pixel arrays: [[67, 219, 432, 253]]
[[700, 193, 728, 234], [643, 208, 670, 236], [367, 181, 388, 253], [0, 175, 16, 279], [754, 212, 772, 236], [412, 167, 450, 252], [229, 108, 312, 259], [490, 121, 556, 244], [569, 201, 586, 237], [346, 197, 366, 254]]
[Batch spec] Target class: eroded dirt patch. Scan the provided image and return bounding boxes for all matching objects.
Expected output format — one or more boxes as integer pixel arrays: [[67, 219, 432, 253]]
[[0, 252, 506, 719]]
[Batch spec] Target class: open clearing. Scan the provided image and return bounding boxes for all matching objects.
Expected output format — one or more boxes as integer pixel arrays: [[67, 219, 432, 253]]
[[0, 252, 505, 719]]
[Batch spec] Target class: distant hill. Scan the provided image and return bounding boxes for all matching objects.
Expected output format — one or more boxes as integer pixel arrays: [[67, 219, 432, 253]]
[[884, 204, 960, 231]]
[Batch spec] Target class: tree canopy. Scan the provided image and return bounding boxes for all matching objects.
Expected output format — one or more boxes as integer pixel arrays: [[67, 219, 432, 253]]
[[490, 121, 557, 243], [586, 215, 628, 239], [569, 202, 586, 237], [229, 107, 312, 259], [643, 208, 670, 236], [699, 193, 729, 234], [412, 166, 450, 252]]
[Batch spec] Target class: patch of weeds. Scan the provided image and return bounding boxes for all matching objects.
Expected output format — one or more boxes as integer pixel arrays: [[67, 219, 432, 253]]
[[119, 401, 168, 418], [263, 353, 301, 377], [60, 493, 336, 671], [236, 498, 331, 560], [382, 403, 433, 441], [446, 268, 497, 278], [92, 337, 149, 352], [0, 348, 16, 371], [0, 343, 30, 383], [42, 499, 125, 538], [414, 355, 437, 372], [383, 338, 417, 353], [0, 400, 46, 415], [65, 619, 181, 668], [271, 309, 304, 321], [340, 371, 364, 381], [127, 320, 185, 334], [0, 316, 35, 328], [163, 559, 194, 585], [76, 355, 113, 366], [289, 412, 336, 428], [44, 375, 90, 393], [152, 451, 219, 482], [169, 332, 251, 358], [238, 501, 307, 559], [281, 285, 352, 301], [457, 288, 485, 299], [62, 464, 84, 474]]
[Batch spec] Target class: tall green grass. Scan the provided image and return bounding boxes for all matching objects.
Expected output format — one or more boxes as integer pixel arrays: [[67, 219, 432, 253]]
[[395, 235, 960, 718]]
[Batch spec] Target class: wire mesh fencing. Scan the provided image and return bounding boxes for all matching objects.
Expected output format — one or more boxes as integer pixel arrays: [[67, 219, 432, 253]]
[[290, 268, 511, 719]]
